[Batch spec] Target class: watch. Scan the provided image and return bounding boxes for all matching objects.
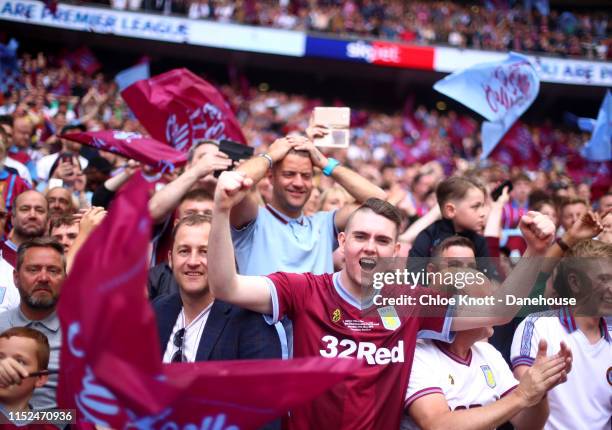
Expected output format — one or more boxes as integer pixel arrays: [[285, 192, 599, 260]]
[[259, 153, 273, 170], [556, 237, 570, 252], [322, 158, 340, 176]]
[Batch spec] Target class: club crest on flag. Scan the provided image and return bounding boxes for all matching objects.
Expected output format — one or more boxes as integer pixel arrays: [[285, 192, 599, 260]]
[[332, 308, 342, 323], [480, 365, 496, 388], [377, 306, 400, 331]]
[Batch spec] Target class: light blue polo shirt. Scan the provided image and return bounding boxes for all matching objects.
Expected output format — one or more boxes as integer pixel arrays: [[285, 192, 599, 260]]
[[231, 205, 338, 276]]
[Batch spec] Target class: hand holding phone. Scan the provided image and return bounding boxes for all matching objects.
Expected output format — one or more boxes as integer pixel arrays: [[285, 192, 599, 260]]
[[312, 107, 350, 148], [491, 180, 513, 202]]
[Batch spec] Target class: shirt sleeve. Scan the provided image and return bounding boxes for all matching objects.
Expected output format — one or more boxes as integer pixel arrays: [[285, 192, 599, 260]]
[[230, 208, 259, 251], [404, 342, 444, 409], [414, 287, 455, 343], [264, 272, 313, 323], [510, 316, 541, 369]]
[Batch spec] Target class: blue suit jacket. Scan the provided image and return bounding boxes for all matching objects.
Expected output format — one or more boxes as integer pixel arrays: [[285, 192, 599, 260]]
[[153, 293, 281, 361]]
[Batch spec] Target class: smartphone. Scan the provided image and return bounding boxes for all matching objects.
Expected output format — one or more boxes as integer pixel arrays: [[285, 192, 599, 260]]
[[491, 180, 513, 201], [49, 178, 64, 189], [60, 152, 74, 164], [312, 107, 351, 148], [214, 140, 254, 177]]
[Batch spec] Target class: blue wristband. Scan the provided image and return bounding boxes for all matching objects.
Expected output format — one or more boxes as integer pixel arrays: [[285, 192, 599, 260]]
[[322, 158, 340, 176]]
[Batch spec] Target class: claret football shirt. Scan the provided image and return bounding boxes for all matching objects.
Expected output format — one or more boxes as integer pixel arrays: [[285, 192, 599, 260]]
[[264, 271, 453, 430]]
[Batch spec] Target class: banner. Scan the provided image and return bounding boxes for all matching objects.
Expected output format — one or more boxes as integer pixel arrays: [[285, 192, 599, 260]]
[[433, 52, 540, 159], [58, 173, 360, 429], [121, 68, 247, 152], [305, 37, 435, 70], [61, 130, 188, 171], [0, 0, 304, 55]]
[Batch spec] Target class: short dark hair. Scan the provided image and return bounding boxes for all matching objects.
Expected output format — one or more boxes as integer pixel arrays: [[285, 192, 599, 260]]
[[179, 188, 213, 206], [48, 214, 78, 235], [431, 236, 476, 258], [171, 213, 212, 243], [345, 198, 402, 239], [559, 197, 588, 213], [187, 140, 218, 163], [512, 173, 531, 183], [436, 176, 485, 209], [271, 148, 312, 173], [16, 237, 65, 272], [0, 327, 50, 370]]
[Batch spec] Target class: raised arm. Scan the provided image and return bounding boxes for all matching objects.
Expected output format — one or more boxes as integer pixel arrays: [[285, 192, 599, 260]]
[[148, 151, 232, 223], [231, 137, 298, 228], [451, 211, 557, 331], [209, 171, 273, 314], [292, 136, 387, 231]]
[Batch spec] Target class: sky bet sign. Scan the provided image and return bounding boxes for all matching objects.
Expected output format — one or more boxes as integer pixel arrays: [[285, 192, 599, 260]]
[[305, 36, 435, 70]]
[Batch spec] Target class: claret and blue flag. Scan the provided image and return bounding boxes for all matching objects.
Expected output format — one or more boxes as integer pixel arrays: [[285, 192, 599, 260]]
[[433, 52, 540, 160]]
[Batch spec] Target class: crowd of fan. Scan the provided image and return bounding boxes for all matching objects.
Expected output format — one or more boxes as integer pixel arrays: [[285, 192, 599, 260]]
[[102, 0, 611, 60], [0, 51, 596, 219], [0, 47, 610, 429]]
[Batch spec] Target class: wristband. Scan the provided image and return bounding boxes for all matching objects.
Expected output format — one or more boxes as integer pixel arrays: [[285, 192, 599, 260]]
[[322, 158, 340, 176], [259, 153, 273, 170], [556, 237, 570, 252]]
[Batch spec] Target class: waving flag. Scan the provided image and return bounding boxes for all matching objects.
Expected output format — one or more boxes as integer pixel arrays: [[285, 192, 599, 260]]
[[580, 90, 612, 162], [115, 61, 150, 92], [433, 52, 540, 159], [121, 68, 247, 152], [57, 173, 359, 429], [62, 47, 101, 75], [490, 122, 541, 169], [61, 130, 188, 171]]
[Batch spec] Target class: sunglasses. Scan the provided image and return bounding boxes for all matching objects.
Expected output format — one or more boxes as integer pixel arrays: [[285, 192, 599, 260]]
[[171, 328, 185, 363]]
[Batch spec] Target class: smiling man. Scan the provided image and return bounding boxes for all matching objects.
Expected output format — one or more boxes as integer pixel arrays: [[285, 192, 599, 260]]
[[230, 134, 386, 358], [1, 191, 49, 268], [152, 214, 281, 364], [209, 171, 559, 430]]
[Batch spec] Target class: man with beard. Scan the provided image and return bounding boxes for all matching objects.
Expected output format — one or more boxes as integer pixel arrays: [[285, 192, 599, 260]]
[[0, 238, 65, 410], [0, 191, 48, 268]]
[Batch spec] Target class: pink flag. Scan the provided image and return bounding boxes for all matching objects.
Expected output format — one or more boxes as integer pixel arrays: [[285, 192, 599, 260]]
[[62, 47, 101, 75], [490, 122, 541, 169], [62, 130, 188, 171], [58, 173, 359, 429], [121, 68, 247, 152]]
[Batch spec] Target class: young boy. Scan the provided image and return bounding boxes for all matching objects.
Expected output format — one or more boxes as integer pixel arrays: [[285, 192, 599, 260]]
[[407, 176, 494, 277], [0, 327, 55, 429]]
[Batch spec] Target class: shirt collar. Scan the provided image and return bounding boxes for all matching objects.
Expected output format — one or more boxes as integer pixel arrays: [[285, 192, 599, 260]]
[[4, 239, 17, 251], [265, 204, 303, 225], [13, 307, 60, 333], [558, 306, 611, 342], [179, 302, 213, 331]]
